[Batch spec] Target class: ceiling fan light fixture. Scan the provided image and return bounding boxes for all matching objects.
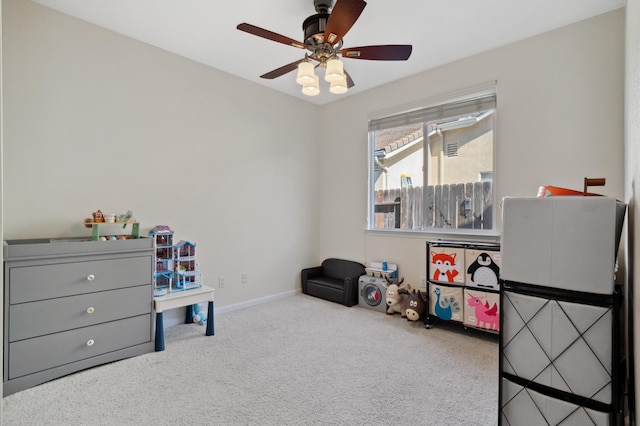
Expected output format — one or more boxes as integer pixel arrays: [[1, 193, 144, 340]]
[[329, 75, 348, 94], [296, 61, 316, 85], [324, 58, 345, 82], [302, 74, 320, 96], [238, 0, 413, 98]]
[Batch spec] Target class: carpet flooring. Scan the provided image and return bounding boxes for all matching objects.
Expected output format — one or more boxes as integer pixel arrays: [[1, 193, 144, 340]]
[[2, 293, 498, 425]]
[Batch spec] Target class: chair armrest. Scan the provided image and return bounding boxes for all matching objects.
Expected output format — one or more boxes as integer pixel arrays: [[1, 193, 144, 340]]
[[301, 266, 323, 293], [342, 275, 362, 307]]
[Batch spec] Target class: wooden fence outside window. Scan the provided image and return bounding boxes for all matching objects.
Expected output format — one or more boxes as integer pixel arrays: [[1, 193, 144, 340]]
[[374, 181, 493, 230]]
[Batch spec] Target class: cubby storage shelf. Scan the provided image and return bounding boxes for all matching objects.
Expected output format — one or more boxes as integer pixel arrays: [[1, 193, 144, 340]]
[[425, 240, 501, 334]]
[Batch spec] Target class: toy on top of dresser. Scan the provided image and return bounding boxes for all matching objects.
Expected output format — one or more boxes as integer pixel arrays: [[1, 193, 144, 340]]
[[92, 210, 104, 223]]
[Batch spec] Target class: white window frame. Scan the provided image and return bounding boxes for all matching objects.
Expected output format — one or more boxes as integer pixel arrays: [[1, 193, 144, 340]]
[[367, 83, 498, 236]]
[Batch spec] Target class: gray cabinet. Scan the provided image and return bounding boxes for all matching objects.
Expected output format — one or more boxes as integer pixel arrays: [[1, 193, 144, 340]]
[[499, 196, 626, 425], [3, 238, 155, 396]]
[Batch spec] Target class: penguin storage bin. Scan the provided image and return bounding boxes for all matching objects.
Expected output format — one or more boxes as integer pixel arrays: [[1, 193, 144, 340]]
[[428, 246, 465, 284], [465, 247, 501, 290], [429, 284, 463, 322], [463, 288, 500, 332]]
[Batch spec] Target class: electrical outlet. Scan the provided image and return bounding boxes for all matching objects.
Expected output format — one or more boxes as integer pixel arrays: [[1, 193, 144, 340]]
[[218, 277, 225, 288], [241, 273, 248, 284]]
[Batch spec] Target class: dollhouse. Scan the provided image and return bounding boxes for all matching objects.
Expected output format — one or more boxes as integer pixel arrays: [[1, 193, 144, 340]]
[[150, 227, 202, 294], [173, 240, 202, 291], [149, 226, 174, 296]]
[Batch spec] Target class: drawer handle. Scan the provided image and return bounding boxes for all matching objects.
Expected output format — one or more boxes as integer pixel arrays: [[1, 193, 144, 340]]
[[87, 339, 95, 347], [87, 274, 95, 281], [86, 307, 95, 314]]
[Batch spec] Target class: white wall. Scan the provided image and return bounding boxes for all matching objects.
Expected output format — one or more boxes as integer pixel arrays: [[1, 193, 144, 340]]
[[318, 9, 625, 290], [626, 0, 640, 419], [1, 3, 627, 320], [1, 0, 320, 311]]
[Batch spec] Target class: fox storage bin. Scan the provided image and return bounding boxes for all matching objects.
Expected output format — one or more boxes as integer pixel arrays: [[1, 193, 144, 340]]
[[429, 246, 465, 284]]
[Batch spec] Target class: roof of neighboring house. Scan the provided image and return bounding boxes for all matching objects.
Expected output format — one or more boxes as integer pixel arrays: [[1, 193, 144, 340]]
[[374, 125, 423, 154], [373, 111, 493, 155]]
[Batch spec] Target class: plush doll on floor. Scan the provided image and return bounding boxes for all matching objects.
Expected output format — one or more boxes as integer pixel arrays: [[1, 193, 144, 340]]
[[192, 303, 207, 325], [383, 277, 411, 316], [404, 289, 427, 321]]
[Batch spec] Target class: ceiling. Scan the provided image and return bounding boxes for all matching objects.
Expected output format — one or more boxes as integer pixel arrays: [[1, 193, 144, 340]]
[[31, 0, 626, 106]]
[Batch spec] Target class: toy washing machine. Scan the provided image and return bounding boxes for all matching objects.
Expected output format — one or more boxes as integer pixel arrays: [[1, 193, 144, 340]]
[[358, 275, 387, 313]]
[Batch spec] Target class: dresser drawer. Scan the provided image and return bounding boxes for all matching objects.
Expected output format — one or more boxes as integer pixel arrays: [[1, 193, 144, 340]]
[[8, 256, 152, 304], [9, 285, 152, 342], [8, 314, 151, 379]]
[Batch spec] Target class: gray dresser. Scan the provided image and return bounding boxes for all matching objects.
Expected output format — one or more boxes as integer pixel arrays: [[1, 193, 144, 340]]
[[3, 237, 155, 396]]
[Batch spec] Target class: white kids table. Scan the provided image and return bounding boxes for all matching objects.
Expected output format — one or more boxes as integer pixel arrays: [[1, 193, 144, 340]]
[[153, 285, 215, 351]]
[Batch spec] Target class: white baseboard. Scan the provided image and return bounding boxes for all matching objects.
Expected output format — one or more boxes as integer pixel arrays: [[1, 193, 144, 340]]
[[215, 289, 301, 314]]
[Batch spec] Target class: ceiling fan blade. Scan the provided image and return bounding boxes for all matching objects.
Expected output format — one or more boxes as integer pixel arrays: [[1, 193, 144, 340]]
[[260, 59, 306, 80], [324, 0, 367, 46], [343, 68, 355, 88], [237, 23, 307, 50], [341, 45, 413, 61]]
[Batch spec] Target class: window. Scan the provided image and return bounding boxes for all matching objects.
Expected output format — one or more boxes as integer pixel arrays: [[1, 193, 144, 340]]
[[368, 90, 496, 233]]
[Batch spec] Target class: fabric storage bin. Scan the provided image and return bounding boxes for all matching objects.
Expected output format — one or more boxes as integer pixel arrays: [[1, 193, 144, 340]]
[[501, 377, 612, 426], [501, 197, 625, 294], [465, 247, 501, 289], [428, 246, 465, 284], [429, 284, 463, 322], [463, 288, 500, 331], [501, 289, 614, 405]]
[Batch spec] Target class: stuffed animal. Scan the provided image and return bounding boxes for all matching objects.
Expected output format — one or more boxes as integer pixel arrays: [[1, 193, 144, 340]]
[[192, 303, 207, 325], [405, 289, 427, 321], [383, 277, 411, 316], [92, 210, 104, 223]]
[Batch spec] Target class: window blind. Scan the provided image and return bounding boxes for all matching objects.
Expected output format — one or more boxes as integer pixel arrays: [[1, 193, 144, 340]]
[[368, 94, 496, 132]]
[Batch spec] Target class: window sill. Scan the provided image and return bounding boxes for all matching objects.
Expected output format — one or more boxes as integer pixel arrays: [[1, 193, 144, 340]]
[[365, 227, 501, 243]]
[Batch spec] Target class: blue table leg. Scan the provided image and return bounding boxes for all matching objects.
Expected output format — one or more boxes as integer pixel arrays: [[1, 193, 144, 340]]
[[185, 304, 194, 324], [206, 300, 215, 336], [155, 311, 165, 351]]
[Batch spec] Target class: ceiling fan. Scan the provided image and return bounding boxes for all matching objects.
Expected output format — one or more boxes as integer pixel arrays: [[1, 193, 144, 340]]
[[237, 0, 412, 95]]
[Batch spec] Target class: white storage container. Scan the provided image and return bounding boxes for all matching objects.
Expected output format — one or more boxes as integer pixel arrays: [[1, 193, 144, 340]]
[[501, 196, 625, 294]]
